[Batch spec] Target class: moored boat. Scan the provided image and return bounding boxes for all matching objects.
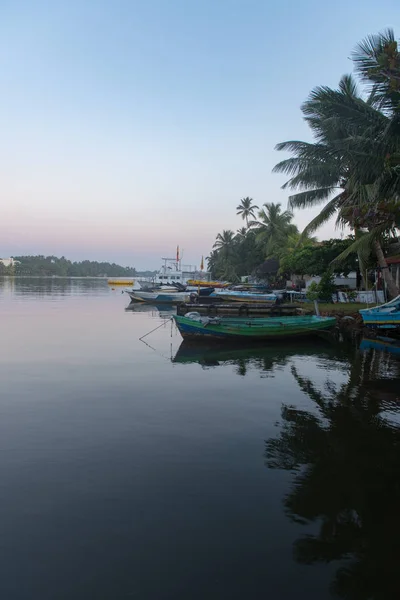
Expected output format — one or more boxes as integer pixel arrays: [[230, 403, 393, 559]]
[[212, 290, 278, 303], [172, 313, 336, 341], [359, 295, 400, 329], [187, 279, 229, 288], [108, 278, 135, 286], [126, 290, 191, 304]]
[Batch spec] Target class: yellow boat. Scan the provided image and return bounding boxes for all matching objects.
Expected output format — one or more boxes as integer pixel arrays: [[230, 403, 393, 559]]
[[187, 280, 229, 288], [107, 279, 135, 286]]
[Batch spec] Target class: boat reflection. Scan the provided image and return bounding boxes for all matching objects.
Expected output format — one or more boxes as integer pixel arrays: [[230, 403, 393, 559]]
[[265, 342, 400, 598], [360, 335, 400, 358], [173, 338, 343, 375], [125, 303, 175, 319]]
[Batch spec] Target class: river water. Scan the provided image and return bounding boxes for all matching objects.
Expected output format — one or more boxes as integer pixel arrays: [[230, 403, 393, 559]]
[[1, 278, 399, 600]]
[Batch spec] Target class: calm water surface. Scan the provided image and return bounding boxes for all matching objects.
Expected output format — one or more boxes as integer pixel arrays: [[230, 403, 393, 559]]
[[1, 278, 400, 600]]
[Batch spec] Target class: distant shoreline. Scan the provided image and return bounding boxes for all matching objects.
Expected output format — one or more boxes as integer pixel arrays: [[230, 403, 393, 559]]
[[0, 275, 110, 280]]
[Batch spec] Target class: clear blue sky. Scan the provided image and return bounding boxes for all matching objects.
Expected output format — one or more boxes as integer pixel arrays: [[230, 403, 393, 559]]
[[1, 0, 398, 268]]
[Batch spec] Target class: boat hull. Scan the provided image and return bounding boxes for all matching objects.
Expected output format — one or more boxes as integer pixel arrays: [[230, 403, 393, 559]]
[[108, 279, 135, 286], [213, 291, 277, 303], [127, 291, 190, 304], [173, 315, 336, 341], [359, 312, 400, 329], [359, 295, 400, 329]]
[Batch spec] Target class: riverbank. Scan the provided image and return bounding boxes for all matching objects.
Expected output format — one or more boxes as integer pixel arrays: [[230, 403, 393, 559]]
[[304, 303, 377, 316]]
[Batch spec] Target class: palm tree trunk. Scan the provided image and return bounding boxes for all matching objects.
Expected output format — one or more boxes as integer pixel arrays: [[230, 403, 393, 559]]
[[373, 240, 399, 299]]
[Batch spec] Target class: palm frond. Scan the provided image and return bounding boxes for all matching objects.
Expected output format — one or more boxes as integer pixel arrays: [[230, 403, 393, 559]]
[[300, 194, 344, 236], [288, 187, 338, 209], [331, 222, 389, 264]]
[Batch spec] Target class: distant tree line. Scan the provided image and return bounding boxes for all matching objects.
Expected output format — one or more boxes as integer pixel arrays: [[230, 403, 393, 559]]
[[3, 255, 136, 277]]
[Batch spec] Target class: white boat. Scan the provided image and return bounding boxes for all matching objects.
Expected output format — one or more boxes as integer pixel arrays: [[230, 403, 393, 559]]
[[136, 255, 211, 289], [126, 290, 191, 304], [212, 289, 278, 303]]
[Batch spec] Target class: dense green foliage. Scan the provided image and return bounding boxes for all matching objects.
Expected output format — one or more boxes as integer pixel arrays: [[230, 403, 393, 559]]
[[280, 238, 359, 276], [7, 256, 136, 277], [208, 200, 304, 282], [274, 28, 400, 296], [313, 271, 337, 302], [208, 198, 363, 284], [207, 229, 265, 282]]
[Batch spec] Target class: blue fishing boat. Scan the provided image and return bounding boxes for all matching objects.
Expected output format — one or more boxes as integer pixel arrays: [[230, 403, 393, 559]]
[[359, 295, 400, 329]]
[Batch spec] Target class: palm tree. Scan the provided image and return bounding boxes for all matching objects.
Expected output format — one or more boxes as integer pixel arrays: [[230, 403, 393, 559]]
[[250, 202, 298, 258], [352, 28, 400, 114], [212, 230, 240, 281], [273, 66, 400, 297], [236, 227, 248, 240], [236, 197, 259, 227], [206, 250, 220, 277], [213, 230, 236, 252]]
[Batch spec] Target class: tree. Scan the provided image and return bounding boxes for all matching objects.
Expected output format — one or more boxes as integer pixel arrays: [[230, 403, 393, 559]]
[[236, 197, 259, 227], [279, 238, 360, 278], [249, 202, 298, 259], [213, 230, 236, 253], [352, 28, 400, 113], [236, 227, 248, 240], [12, 256, 136, 277], [206, 250, 220, 278], [211, 230, 240, 281], [274, 31, 400, 297], [265, 347, 400, 599]]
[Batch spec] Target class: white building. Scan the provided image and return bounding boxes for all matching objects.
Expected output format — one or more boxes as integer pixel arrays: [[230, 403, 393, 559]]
[[305, 271, 358, 290]]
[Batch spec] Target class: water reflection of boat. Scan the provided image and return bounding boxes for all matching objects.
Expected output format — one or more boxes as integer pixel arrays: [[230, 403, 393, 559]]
[[173, 338, 335, 368], [360, 336, 400, 358], [125, 303, 175, 318]]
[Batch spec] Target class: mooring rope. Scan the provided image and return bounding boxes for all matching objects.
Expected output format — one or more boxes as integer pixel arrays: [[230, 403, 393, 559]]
[[139, 318, 172, 341]]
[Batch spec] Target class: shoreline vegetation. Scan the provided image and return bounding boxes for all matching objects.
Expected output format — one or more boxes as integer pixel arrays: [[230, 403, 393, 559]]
[[0, 256, 137, 278], [208, 29, 400, 299]]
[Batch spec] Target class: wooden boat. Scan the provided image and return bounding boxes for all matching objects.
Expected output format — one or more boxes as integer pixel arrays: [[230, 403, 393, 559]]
[[173, 313, 336, 341], [359, 295, 400, 329], [126, 290, 190, 304], [212, 290, 278, 303], [177, 302, 301, 316]]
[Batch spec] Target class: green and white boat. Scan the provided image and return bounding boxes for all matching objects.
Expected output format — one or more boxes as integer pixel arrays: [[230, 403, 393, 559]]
[[173, 312, 336, 341]]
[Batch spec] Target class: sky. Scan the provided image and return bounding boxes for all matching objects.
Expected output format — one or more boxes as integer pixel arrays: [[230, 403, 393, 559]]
[[1, 0, 399, 269]]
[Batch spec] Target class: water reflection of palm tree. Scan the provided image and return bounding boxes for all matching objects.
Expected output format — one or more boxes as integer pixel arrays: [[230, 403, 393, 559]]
[[265, 347, 400, 598]]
